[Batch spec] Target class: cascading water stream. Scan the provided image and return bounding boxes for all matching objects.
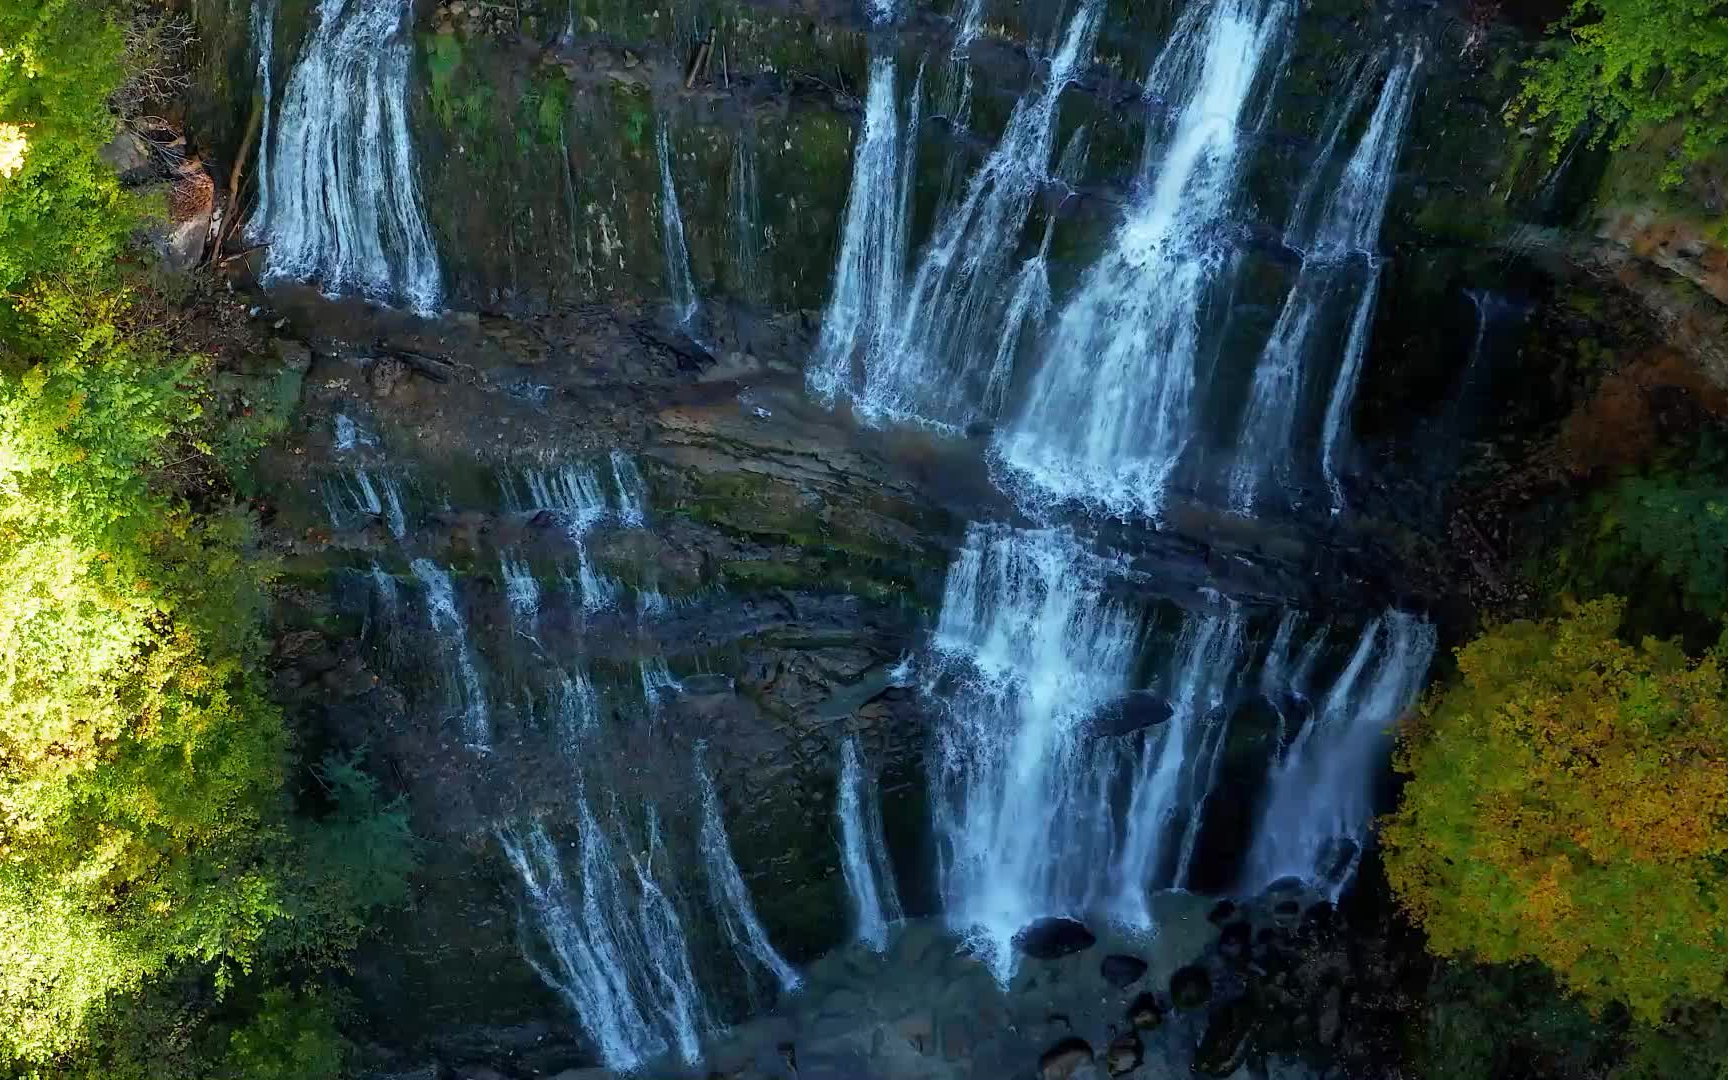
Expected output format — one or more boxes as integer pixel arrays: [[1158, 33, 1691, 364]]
[[657, 124, 699, 326], [1230, 49, 1422, 513], [409, 558, 492, 750], [806, 54, 921, 407], [323, 468, 407, 541], [1110, 603, 1248, 918], [925, 525, 1138, 981], [1243, 611, 1436, 893], [837, 736, 903, 952], [500, 800, 710, 1071], [994, 0, 1293, 518], [810, 1, 1100, 430], [695, 745, 803, 994], [255, 0, 442, 313]]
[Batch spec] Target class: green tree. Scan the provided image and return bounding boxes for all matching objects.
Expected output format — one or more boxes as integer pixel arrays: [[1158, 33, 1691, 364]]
[[1384, 599, 1728, 1023], [1512, 0, 1728, 185]]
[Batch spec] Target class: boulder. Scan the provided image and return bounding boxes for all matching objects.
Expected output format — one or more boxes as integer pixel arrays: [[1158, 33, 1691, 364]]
[[1104, 1032, 1142, 1077], [1126, 991, 1164, 1031], [1038, 1037, 1094, 1080], [1090, 690, 1173, 737], [1015, 917, 1096, 960], [1193, 999, 1257, 1077], [1171, 964, 1211, 1010], [1206, 899, 1237, 925], [1100, 953, 1148, 989], [1217, 920, 1252, 962]]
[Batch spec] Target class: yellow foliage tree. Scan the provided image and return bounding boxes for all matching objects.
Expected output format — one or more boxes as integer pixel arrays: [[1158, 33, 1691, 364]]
[[1384, 598, 1728, 1023]]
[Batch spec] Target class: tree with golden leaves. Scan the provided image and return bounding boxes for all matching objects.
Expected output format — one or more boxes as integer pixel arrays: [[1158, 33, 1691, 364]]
[[1384, 598, 1728, 1023]]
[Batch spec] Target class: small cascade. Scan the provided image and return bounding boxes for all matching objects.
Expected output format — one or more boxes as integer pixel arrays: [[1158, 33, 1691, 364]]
[[499, 800, 710, 1071], [367, 561, 400, 630], [952, 0, 986, 51], [552, 670, 599, 750], [996, 0, 1292, 517], [656, 125, 699, 326], [511, 464, 611, 535], [501, 556, 541, 632], [817, 1, 1101, 430], [1243, 611, 1435, 894], [323, 468, 407, 541], [609, 450, 648, 528], [573, 547, 620, 614], [255, 0, 441, 313], [250, 0, 277, 230], [640, 659, 682, 715], [727, 140, 766, 304], [1259, 611, 1327, 752], [925, 525, 1138, 981], [410, 559, 491, 750], [1319, 261, 1383, 512], [806, 55, 920, 407], [1230, 49, 1421, 513], [695, 745, 803, 994], [836, 736, 903, 952], [332, 412, 379, 453], [1111, 604, 1248, 916]]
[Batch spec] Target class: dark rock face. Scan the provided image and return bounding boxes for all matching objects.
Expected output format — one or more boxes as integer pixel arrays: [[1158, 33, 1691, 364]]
[[1103, 1032, 1142, 1077], [1170, 965, 1212, 1010], [1015, 918, 1097, 961], [1099, 953, 1148, 989], [1038, 1037, 1094, 1080], [1193, 999, 1257, 1078]]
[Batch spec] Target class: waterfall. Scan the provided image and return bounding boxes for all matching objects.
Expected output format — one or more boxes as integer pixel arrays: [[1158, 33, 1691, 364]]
[[952, 0, 987, 51], [552, 670, 599, 750], [853, 0, 1100, 430], [510, 464, 611, 535], [925, 526, 1138, 981], [1243, 611, 1435, 894], [640, 658, 682, 715], [836, 736, 903, 952], [501, 556, 541, 631], [656, 125, 699, 326], [410, 559, 491, 750], [255, 0, 442, 314], [995, 0, 1291, 518], [695, 745, 803, 994], [811, 2, 1097, 430], [806, 55, 921, 407], [250, 0, 277, 230], [323, 468, 407, 540], [1111, 604, 1248, 919], [1230, 49, 1421, 513], [609, 451, 648, 528], [500, 801, 710, 1071], [727, 140, 766, 304]]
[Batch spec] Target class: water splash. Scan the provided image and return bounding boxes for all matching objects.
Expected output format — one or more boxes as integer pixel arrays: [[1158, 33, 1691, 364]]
[[657, 124, 699, 326], [640, 658, 682, 715], [255, 0, 441, 313], [995, 0, 1291, 517], [695, 745, 802, 994], [925, 525, 1138, 982], [1230, 49, 1421, 512], [410, 559, 491, 750], [836, 736, 903, 952], [511, 464, 611, 537], [1243, 611, 1435, 895], [499, 801, 710, 1071]]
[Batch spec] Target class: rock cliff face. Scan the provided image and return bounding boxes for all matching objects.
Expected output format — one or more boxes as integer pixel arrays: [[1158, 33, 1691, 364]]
[[172, 0, 1728, 1075]]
